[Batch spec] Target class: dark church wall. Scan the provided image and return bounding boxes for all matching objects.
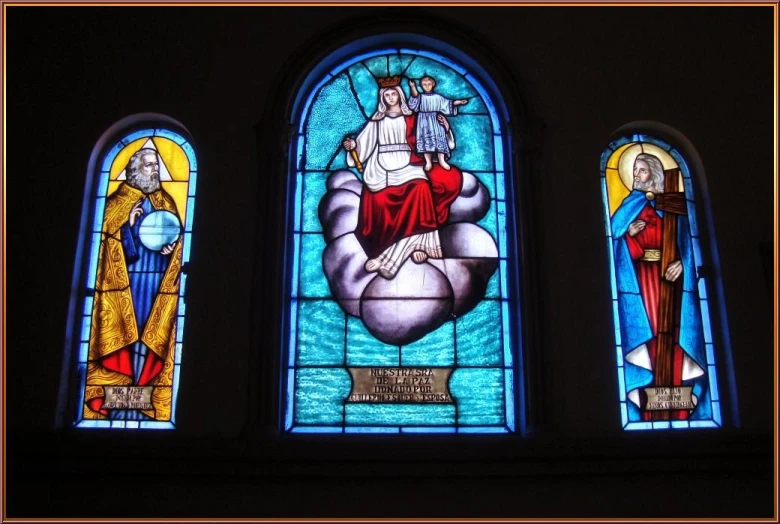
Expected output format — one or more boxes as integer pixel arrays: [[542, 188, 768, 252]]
[[5, 6, 775, 518]]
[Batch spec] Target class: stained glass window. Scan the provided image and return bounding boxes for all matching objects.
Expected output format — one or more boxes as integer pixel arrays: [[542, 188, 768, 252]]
[[284, 43, 519, 433], [601, 134, 722, 430], [68, 126, 197, 429]]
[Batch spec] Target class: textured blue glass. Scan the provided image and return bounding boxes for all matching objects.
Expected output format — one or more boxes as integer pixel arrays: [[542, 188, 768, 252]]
[[608, 136, 631, 151], [298, 75, 333, 134], [188, 172, 197, 196], [296, 136, 305, 171], [125, 421, 139, 429], [700, 299, 713, 344], [473, 172, 495, 199], [78, 342, 89, 363], [708, 366, 720, 401], [92, 198, 105, 232], [285, 368, 295, 430], [612, 300, 622, 345], [601, 178, 612, 238], [456, 301, 502, 366], [500, 258, 508, 296], [139, 421, 174, 430], [363, 55, 389, 78], [496, 171, 505, 201], [297, 300, 345, 366], [691, 236, 703, 266], [671, 420, 690, 429], [504, 369, 515, 431], [686, 206, 700, 241], [305, 75, 367, 171], [401, 322, 455, 366], [83, 296, 93, 315], [698, 276, 709, 300], [177, 300, 186, 317], [599, 148, 612, 173], [501, 300, 512, 366], [299, 234, 330, 297], [388, 54, 414, 77], [288, 300, 298, 367], [346, 317, 399, 366], [347, 66, 379, 119], [464, 73, 500, 132], [302, 172, 329, 232], [400, 48, 468, 75], [493, 135, 504, 171], [179, 273, 188, 296], [101, 141, 124, 172], [620, 403, 628, 426], [457, 95, 489, 115], [669, 148, 690, 177], [292, 426, 343, 433], [616, 343, 624, 367], [294, 173, 303, 232], [345, 403, 455, 426], [182, 232, 192, 264], [448, 115, 494, 172], [181, 142, 197, 170], [497, 201, 507, 258], [712, 401, 722, 426], [642, 135, 672, 151], [486, 271, 499, 298], [295, 368, 351, 425], [291, 233, 300, 297], [97, 171, 109, 197], [154, 128, 187, 144], [345, 426, 399, 434], [331, 51, 386, 76], [626, 422, 653, 431], [617, 367, 626, 401], [477, 201, 497, 239], [450, 368, 504, 426], [401, 427, 456, 433], [175, 342, 183, 364], [185, 198, 195, 232], [171, 373, 180, 424], [80, 316, 91, 342], [652, 421, 671, 430], [705, 343, 715, 364], [122, 129, 153, 144], [458, 426, 508, 433], [689, 421, 718, 429], [78, 420, 110, 428], [175, 316, 185, 341]]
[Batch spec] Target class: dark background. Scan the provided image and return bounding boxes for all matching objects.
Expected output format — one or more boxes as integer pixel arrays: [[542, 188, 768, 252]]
[[4, 5, 775, 518]]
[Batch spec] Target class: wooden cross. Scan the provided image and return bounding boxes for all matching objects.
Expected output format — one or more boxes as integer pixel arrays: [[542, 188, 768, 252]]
[[648, 168, 688, 420]]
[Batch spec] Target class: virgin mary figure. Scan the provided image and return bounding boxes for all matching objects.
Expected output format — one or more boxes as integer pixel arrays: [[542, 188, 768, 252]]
[[342, 77, 463, 279]]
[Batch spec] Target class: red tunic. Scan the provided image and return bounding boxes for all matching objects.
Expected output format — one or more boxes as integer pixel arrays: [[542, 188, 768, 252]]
[[356, 115, 462, 258]]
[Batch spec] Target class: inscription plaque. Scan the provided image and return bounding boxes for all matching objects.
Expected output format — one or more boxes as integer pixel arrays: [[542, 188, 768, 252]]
[[643, 386, 695, 411], [347, 367, 454, 403], [102, 386, 154, 410]]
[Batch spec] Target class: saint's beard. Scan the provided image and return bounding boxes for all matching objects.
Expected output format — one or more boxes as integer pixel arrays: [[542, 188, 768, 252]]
[[634, 177, 661, 192], [127, 170, 161, 194]]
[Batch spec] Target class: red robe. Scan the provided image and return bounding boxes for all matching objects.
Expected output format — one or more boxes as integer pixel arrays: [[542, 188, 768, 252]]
[[626, 204, 689, 420], [356, 115, 462, 258]]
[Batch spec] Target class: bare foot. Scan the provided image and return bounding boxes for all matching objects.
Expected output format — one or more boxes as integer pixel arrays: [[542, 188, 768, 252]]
[[364, 259, 381, 272], [424, 162, 433, 172], [438, 158, 451, 171], [412, 251, 428, 263]]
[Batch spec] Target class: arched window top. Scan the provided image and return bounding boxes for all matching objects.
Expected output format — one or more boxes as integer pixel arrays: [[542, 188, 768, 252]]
[[60, 116, 197, 430], [600, 129, 734, 431], [281, 37, 524, 434]]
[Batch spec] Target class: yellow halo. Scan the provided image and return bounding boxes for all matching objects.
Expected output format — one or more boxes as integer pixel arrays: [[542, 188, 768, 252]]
[[617, 143, 679, 191]]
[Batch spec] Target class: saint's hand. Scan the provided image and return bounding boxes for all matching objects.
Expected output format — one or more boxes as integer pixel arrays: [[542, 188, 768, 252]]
[[454, 99, 469, 106], [664, 260, 683, 282], [161, 242, 176, 256], [628, 219, 646, 237], [343, 138, 356, 151], [129, 199, 144, 227], [408, 79, 416, 88], [437, 114, 450, 132]]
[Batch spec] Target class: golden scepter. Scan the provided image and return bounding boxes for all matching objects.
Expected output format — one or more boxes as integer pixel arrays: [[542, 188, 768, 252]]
[[346, 134, 363, 173]]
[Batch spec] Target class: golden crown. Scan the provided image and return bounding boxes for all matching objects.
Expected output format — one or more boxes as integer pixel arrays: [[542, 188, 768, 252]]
[[377, 75, 402, 88]]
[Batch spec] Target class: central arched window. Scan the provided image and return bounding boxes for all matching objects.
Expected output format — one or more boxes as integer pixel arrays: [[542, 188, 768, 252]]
[[282, 36, 523, 434]]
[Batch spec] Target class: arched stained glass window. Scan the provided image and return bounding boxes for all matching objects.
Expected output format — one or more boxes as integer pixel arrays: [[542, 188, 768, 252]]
[[284, 38, 521, 434], [63, 120, 197, 429], [601, 133, 724, 430]]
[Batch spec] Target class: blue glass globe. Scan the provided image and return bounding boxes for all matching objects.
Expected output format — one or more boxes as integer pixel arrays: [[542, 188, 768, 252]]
[[138, 210, 181, 252]]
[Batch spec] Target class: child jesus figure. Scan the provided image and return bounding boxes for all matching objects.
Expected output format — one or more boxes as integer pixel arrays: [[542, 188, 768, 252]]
[[408, 76, 469, 171]]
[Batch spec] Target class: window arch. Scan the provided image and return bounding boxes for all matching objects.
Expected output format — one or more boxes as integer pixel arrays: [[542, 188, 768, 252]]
[[59, 115, 197, 429], [282, 35, 524, 434], [600, 129, 733, 430]]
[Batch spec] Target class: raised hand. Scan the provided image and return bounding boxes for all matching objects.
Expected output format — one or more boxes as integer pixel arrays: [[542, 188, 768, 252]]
[[129, 199, 144, 227], [454, 99, 469, 106], [628, 219, 646, 237]]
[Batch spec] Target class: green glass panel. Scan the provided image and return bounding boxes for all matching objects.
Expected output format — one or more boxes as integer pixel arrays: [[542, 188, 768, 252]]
[[450, 367, 504, 426], [449, 115, 494, 172], [477, 200, 498, 239], [345, 403, 456, 426], [305, 75, 367, 170], [363, 55, 389, 78], [456, 300, 502, 366], [473, 172, 496, 199], [300, 234, 330, 297], [388, 54, 414, 77], [346, 316, 399, 366], [297, 300, 345, 366], [404, 56, 477, 99], [347, 64, 378, 120], [302, 172, 329, 232], [295, 367, 350, 425], [401, 322, 455, 366]]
